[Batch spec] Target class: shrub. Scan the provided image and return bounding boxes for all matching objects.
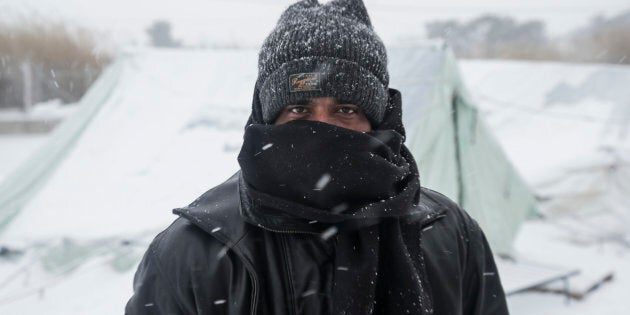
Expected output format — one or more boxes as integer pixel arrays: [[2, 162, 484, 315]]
[[0, 20, 112, 109]]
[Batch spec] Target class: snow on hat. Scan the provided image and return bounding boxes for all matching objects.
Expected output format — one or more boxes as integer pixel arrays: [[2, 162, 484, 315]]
[[256, 0, 389, 125]]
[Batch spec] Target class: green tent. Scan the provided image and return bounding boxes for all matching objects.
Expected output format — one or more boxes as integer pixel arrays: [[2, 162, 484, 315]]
[[390, 44, 537, 255]]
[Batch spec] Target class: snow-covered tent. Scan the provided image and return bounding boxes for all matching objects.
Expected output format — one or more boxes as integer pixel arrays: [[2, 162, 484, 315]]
[[391, 46, 537, 255], [460, 60, 630, 243], [0, 45, 536, 313]]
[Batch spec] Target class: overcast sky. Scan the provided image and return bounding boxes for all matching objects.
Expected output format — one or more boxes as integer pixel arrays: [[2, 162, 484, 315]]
[[1, 0, 628, 48]]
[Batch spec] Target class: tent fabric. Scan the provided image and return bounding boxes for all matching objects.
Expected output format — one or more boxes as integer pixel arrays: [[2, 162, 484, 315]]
[[459, 60, 630, 242], [0, 59, 125, 234], [390, 46, 537, 254], [0, 49, 254, 243], [0, 45, 536, 256]]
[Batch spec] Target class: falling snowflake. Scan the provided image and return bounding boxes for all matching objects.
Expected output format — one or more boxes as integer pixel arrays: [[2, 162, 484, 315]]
[[314, 173, 332, 190], [217, 246, 228, 259], [331, 203, 348, 214], [301, 289, 317, 297], [320, 226, 338, 241]]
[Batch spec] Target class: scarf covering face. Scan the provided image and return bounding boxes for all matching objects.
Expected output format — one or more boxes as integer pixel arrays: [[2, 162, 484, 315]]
[[237, 89, 434, 314], [238, 120, 425, 229]]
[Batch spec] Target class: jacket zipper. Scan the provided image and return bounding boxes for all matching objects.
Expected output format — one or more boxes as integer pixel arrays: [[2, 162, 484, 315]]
[[205, 222, 320, 315], [241, 257, 260, 315], [257, 223, 323, 315], [279, 234, 298, 315], [254, 223, 322, 235], [191, 222, 261, 315]]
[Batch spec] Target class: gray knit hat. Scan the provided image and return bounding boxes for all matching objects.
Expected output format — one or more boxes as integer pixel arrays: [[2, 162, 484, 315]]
[[256, 0, 389, 125]]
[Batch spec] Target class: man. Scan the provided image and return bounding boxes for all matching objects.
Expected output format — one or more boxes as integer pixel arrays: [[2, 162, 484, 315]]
[[126, 0, 509, 314]]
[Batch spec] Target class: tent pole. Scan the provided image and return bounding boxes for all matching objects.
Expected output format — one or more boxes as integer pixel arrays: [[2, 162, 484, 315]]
[[451, 95, 464, 206]]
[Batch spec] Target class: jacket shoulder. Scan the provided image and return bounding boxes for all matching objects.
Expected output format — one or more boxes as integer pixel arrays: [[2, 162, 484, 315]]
[[418, 188, 509, 314], [173, 173, 247, 245], [419, 187, 479, 228], [150, 217, 225, 266], [419, 187, 460, 212], [126, 217, 250, 314]]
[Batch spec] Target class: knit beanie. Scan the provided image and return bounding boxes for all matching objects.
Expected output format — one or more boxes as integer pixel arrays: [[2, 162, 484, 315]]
[[256, 0, 389, 125]]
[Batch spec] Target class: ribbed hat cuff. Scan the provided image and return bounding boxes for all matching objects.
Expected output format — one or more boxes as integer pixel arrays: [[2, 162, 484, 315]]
[[259, 56, 387, 125]]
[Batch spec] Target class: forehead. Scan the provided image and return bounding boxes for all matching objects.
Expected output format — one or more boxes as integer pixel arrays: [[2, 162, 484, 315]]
[[290, 97, 355, 106]]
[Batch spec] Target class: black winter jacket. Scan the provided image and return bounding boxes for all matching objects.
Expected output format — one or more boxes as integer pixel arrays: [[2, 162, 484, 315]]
[[126, 174, 509, 314]]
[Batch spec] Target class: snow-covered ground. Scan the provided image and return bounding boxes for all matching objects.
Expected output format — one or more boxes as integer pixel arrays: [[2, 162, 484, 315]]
[[0, 218, 626, 314], [508, 219, 630, 315], [0, 100, 78, 123], [0, 100, 77, 183]]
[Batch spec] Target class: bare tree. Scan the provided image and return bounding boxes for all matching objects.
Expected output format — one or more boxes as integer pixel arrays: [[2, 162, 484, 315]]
[[426, 10, 630, 65], [426, 14, 558, 60], [568, 11, 630, 64], [0, 21, 110, 109]]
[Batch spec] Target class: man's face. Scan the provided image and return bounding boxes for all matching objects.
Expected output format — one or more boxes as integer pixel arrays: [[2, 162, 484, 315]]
[[274, 97, 372, 132]]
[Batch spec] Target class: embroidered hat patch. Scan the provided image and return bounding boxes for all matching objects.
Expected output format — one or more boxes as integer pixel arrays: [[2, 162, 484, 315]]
[[289, 73, 322, 92]]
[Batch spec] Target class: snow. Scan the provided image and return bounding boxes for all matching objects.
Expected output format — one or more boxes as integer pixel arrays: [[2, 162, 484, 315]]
[[0, 135, 47, 183], [0, 0, 626, 49], [0, 99, 78, 122], [459, 59, 630, 314], [1, 215, 627, 314], [0, 100, 78, 184], [459, 60, 630, 228], [0, 52, 629, 313], [0, 240, 139, 314], [508, 219, 630, 315], [0, 49, 254, 243], [0, 50, 255, 312], [460, 60, 629, 184]]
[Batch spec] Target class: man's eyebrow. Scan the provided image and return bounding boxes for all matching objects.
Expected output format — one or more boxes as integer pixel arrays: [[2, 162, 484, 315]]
[[290, 98, 354, 105], [292, 99, 311, 106], [293, 99, 336, 106], [335, 99, 355, 105]]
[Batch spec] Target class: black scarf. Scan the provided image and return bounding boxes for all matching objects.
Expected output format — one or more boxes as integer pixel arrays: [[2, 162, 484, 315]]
[[238, 89, 434, 314]]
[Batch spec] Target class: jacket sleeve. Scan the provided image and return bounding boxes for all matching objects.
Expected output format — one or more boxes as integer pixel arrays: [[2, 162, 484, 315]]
[[462, 218, 510, 315], [125, 218, 249, 314], [125, 237, 187, 315]]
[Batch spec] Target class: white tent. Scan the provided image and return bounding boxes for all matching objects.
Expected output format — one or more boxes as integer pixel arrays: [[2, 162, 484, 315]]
[[460, 60, 630, 244], [0, 45, 536, 313]]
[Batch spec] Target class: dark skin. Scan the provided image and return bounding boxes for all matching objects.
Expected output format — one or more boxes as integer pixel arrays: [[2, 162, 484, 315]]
[[273, 97, 372, 132]]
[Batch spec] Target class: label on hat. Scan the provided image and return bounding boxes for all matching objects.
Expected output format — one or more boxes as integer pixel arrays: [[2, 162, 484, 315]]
[[289, 73, 322, 92]]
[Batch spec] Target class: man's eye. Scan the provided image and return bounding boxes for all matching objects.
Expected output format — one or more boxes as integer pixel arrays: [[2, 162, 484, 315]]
[[337, 106, 358, 114], [288, 106, 308, 114]]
